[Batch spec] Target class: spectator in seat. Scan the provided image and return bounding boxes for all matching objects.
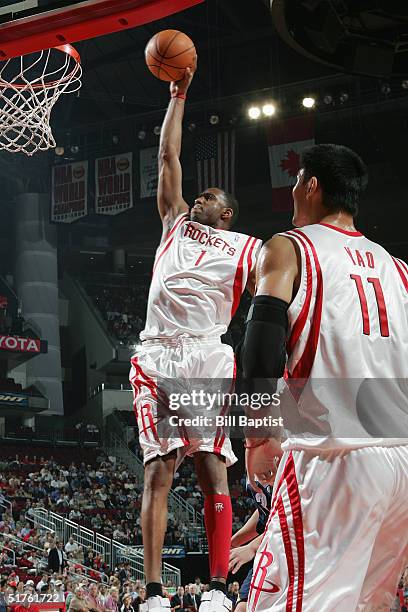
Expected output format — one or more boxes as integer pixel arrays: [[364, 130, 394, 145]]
[[120, 593, 135, 612], [170, 586, 185, 612], [227, 582, 240, 609], [65, 537, 79, 555], [0, 578, 7, 612], [36, 575, 49, 593], [132, 587, 146, 612], [105, 587, 120, 612], [68, 586, 88, 612], [85, 582, 103, 612], [184, 584, 200, 611]]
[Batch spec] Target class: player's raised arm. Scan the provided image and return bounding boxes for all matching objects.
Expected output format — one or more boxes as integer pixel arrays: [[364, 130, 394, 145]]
[[157, 65, 196, 230]]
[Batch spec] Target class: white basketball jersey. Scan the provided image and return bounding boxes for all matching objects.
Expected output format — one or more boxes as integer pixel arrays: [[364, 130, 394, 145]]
[[279, 222, 408, 450], [140, 213, 262, 340]]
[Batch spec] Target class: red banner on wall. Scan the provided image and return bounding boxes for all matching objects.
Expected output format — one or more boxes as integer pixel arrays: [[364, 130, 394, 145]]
[[95, 152, 133, 215], [51, 161, 88, 223]]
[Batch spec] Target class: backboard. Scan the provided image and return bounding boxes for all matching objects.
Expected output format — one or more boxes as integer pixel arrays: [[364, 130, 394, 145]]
[[0, 0, 204, 60]]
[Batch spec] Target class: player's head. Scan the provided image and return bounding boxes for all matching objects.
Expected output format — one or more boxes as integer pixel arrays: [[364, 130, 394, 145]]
[[292, 144, 368, 227], [191, 187, 239, 229]]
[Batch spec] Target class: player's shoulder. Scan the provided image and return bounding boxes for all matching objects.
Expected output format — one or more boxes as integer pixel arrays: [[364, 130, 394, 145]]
[[225, 227, 261, 243]]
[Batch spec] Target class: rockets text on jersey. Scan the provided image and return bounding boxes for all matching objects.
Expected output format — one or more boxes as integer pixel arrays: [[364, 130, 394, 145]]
[[141, 213, 262, 340]]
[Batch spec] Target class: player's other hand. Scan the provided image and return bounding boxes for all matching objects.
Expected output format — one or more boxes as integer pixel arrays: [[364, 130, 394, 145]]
[[170, 58, 197, 97], [229, 543, 256, 574], [245, 438, 283, 493]]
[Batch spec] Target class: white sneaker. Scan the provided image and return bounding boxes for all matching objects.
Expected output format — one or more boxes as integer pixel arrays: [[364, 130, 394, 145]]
[[200, 590, 232, 612], [140, 596, 171, 611]]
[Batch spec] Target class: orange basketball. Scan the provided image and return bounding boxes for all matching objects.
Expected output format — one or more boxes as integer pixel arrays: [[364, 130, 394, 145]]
[[145, 30, 196, 82]]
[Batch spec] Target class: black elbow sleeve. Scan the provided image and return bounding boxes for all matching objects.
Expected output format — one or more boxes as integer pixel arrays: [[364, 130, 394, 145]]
[[240, 295, 288, 380]]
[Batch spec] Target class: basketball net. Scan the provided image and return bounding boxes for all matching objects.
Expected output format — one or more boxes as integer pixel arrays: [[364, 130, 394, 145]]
[[0, 44, 82, 156]]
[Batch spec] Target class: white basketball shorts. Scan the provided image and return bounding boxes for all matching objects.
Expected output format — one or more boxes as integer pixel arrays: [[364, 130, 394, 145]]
[[248, 445, 408, 612], [129, 336, 237, 468]]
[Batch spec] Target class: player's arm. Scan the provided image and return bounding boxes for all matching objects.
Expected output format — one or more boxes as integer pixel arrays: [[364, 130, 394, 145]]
[[229, 533, 263, 575], [240, 235, 299, 488], [230, 509, 259, 548], [245, 266, 256, 296], [245, 241, 262, 295], [240, 234, 298, 382], [157, 65, 196, 233]]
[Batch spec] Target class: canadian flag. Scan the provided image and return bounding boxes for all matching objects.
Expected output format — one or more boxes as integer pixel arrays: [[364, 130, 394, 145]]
[[267, 116, 315, 212]]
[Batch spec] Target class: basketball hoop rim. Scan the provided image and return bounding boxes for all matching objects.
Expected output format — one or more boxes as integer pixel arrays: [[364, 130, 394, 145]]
[[0, 43, 81, 91]]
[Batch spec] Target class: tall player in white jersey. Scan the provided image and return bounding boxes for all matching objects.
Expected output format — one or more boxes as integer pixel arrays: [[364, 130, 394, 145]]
[[129, 66, 261, 612], [238, 144, 408, 611]]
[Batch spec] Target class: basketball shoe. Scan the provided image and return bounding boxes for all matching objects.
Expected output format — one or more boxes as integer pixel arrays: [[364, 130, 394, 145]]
[[140, 596, 171, 611], [200, 590, 232, 612]]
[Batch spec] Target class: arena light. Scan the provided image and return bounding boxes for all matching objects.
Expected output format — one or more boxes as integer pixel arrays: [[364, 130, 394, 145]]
[[381, 83, 391, 95], [323, 94, 333, 105], [55, 146, 65, 156], [339, 92, 349, 103], [153, 125, 161, 136], [248, 106, 261, 119], [209, 114, 219, 125], [138, 130, 146, 140], [302, 97, 316, 109], [262, 103, 276, 117], [402, 80, 408, 90]]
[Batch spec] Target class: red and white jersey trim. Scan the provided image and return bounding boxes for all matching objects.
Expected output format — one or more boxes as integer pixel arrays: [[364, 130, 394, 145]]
[[392, 256, 408, 293], [279, 229, 323, 379]]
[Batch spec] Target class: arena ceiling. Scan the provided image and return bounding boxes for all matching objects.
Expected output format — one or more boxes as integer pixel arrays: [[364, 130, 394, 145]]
[[51, 0, 334, 128]]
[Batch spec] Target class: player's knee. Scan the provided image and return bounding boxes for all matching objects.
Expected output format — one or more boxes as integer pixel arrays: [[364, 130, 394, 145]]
[[194, 452, 229, 495], [143, 457, 174, 494]]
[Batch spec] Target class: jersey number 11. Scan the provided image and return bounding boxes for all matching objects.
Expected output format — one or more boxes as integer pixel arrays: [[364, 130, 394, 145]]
[[350, 274, 390, 337]]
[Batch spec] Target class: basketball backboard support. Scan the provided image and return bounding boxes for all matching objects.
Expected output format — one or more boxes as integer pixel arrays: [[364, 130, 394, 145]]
[[0, 0, 204, 60]]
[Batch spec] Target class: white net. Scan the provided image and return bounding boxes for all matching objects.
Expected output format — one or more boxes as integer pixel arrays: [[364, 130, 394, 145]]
[[0, 45, 82, 156]]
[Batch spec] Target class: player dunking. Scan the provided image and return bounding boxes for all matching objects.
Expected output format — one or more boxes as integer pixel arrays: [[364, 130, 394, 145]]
[[129, 66, 262, 612], [239, 144, 408, 611]]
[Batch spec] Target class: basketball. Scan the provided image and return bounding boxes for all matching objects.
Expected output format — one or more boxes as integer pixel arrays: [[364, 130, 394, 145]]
[[145, 30, 196, 82]]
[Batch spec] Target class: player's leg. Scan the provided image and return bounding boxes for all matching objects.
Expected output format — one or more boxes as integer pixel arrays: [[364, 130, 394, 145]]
[[141, 452, 176, 610], [130, 349, 179, 609], [194, 451, 233, 611], [356, 445, 408, 610], [248, 447, 395, 612], [235, 568, 253, 612]]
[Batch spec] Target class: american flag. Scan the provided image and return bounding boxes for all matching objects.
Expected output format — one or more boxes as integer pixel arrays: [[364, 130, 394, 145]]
[[195, 131, 236, 195]]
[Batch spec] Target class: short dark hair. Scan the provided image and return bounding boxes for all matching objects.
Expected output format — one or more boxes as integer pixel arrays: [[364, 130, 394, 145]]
[[300, 144, 368, 217], [222, 191, 239, 226]]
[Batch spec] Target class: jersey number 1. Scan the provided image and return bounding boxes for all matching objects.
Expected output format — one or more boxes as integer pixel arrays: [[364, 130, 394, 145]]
[[350, 274, 390, 337], [195, 250, 206, 266]]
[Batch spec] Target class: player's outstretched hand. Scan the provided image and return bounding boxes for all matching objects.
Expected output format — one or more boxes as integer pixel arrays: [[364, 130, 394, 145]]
[[245, 438, 282, 493], [170, 57, 197, 97], [229, 542, 257, 574]]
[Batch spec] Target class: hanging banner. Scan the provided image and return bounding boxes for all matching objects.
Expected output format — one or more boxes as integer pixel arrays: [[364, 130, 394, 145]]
[[267, 116, 314, 212], [140, 146, 159, 198], [51, 160, 88, 223], [95, 152, 133, 215]]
